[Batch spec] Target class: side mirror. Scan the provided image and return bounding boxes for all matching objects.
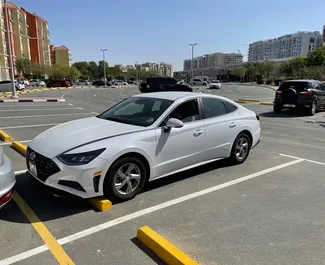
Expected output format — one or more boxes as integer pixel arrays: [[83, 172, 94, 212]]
[[164, 118, 184, 131]]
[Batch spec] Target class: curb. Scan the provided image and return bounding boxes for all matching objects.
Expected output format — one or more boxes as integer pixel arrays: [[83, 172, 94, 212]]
[[238, 98, 260, 102], [12, 141, 27, 156], [137, 226, 199, 265], [88, 196, 112, 211], [0, 129, 12, 141], [0, 98, 65, 103], [260, 102, 274, 106]]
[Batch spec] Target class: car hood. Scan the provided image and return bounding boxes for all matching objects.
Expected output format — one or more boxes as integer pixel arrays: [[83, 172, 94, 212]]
[[29, 117, 145, 159]]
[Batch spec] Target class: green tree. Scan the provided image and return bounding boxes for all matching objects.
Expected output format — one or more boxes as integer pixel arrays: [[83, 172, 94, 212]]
[[15, 58, 32, 75], [72, 61, 90, 78], [232, 66, 247, 82], [277, 61, 293, 78], [306, 46, 325, 66], [246, 64, 258, 82], [256, 61, 275, 83], [50, 64, 67, 79], [88, 61, 99, 79], [66, 66, 81, 80]]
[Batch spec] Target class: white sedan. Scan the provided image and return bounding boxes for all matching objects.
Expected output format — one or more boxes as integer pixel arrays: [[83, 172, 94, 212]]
[[0, 147, 15, 209], [26, 92, 261, 202], [209, 80, 221, 89]]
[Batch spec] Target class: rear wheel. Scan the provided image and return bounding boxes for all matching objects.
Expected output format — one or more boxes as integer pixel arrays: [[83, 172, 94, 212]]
[[307, 101, 316, 116], [103, 156, 147, 203], [229, 133, 251, 164], [273, 104, 282, 113]]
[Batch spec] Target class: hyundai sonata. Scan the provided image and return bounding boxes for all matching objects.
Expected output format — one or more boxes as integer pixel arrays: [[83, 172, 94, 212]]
[[0, 147, 15, 209], [26, 92, 261, 202]]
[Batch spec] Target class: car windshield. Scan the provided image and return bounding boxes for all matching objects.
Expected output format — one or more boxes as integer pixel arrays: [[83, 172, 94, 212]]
[[97, 97, 173, 126], [279, 81, 310, 92]]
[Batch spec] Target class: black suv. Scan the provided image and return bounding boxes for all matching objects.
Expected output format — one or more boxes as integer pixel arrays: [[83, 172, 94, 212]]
[[140, 77, 192, 93], [273, 80, 325, 115]]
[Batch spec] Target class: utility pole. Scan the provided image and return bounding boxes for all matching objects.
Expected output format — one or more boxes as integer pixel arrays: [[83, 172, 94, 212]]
[[100, 49, 107, 87], [135, 61, 139, 86], [188, 43, 197, 86], [4, 0, 17, 98]]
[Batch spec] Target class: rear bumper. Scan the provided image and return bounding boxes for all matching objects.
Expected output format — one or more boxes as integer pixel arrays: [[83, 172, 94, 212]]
[[274, 98, 313, 108]]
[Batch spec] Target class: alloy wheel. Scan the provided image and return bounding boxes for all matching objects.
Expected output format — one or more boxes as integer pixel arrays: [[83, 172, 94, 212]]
[[114, 163, 141, 195], [235, 137, 249, 160]]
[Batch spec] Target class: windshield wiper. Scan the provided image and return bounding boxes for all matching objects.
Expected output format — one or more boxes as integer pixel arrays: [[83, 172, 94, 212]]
[[101, 116, 134, 125]]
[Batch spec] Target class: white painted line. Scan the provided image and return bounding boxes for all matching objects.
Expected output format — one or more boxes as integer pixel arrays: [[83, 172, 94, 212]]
[[0, 158, 303, 264], [0, 140, 31, 146], [14, 170, 27, 175], [0, 103, 70, 108], [0, 107, 80, 112], [0, 113, 94, 119], [1, 123, 60, 129], [279, 153, 325, 166], [107, 100, 116, 104]]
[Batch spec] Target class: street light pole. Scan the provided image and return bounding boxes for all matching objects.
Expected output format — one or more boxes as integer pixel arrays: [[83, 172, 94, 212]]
[[188, 43, 197, 86], [135, 61, 139, 86], [100, 48, 107, 87], [4, 0, 17, 98]]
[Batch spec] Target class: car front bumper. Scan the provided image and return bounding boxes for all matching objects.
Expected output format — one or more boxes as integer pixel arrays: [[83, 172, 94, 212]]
[[0, 154, 16, 209]]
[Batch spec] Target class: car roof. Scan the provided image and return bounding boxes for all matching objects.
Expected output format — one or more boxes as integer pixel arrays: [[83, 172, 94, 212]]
[[283, 79, 320, 83], [133, 91, 230, 101]]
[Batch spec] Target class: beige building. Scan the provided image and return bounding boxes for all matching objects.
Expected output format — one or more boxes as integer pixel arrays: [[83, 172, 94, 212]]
[[139, 62, 173, 77], [0, 0, 9, 80], [37, 16, 51, 66], [183, 52, 243, 71], [51, 45, 71, 66]]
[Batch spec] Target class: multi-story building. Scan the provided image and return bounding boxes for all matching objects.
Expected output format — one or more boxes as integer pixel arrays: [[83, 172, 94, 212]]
[[323, 25, 325, 46], [139, 62, 173, 77], [248, 31, 323, 62], [50, 45, 71, 66], [183, 52, 243, 71], [0, 0, 10, 80]]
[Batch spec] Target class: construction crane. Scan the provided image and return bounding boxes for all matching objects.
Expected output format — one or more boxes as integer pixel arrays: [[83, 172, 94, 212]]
[[237, 49, 241, 55]]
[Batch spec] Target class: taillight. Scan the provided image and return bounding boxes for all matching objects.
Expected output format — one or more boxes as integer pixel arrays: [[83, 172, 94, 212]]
[[276, 91, 282, 95], [0, 189, 14, 205], [256, 115, 260, 121], [301, 90, 313, 96]]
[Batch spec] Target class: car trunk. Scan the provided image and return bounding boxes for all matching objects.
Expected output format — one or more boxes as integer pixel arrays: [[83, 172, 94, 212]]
[[279, 82, 310, 104]]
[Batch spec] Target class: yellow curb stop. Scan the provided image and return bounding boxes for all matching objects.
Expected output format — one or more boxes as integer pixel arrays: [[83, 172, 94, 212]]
[[137, 226, 199, 265], [12, 141, 27, 156], [260, 102, 274, 106], [0, 129, 12, 141], [238, 98, 260, 102], [88, 196, 112, 211], [234, 100, 247, 104]]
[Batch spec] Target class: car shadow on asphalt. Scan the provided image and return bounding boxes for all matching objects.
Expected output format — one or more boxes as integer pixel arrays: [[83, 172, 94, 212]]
[[259, 109, 307, 118], [130, 238, 167, 265]]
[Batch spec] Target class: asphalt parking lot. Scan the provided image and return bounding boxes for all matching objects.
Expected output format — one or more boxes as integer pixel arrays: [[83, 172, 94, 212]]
[[1, 84, 325, 265]]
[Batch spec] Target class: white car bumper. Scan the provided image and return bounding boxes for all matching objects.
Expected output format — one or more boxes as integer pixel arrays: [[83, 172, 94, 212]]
[[0, 154, 15, 209], [26, 147, 112, 199]]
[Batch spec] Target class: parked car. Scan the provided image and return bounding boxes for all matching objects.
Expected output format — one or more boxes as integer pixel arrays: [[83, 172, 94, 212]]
[[140, 77, 192, 93], [113, 80, 128, 86], [29, 79, 46, 88], [0, 147, 15, 210], [47, 80, 70, 88], [26, 92, 260, 202], [209, 80, 221, 89], [191, 78, 208, 86], [76, 80, 91, 86], [92, 80, 106, 87], [273, 79, 325, 115], [0, 80, 24, 92]]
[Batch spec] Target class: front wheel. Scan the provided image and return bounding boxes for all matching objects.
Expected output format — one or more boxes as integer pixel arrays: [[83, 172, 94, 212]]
[[103, 156, 147, 203], [229, 133, 251, 164]]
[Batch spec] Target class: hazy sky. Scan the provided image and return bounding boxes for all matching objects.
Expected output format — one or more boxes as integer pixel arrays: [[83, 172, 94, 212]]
[[14, 0, 325, 70]]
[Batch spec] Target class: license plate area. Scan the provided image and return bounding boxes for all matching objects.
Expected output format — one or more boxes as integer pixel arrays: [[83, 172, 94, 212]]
[[284, 104, 295, 107], [28, 161, 37, 177]]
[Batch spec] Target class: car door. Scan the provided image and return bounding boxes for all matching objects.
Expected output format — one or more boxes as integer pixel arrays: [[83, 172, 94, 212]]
[[154, 99, 206, 177], [318, 83, 325, 107], [201, 97, 240, 159]]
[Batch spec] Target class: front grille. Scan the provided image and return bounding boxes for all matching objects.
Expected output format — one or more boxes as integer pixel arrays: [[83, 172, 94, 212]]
[[26, 147, 60, 182]]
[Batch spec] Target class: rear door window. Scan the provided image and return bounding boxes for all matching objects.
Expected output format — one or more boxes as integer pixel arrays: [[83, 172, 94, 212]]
[[279, 82, 310, 92]]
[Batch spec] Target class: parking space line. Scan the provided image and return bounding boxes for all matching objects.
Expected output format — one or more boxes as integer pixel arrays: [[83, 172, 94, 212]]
[[1, 123, 60, 129], [0, 107, 81, 112], [12, 192, 75, 265], [279, 153, 325, 166], [137, 225, 199, 265], [0, 158, 303, 264], [0, 140, 30, 146], [0, 112, 94, 119]]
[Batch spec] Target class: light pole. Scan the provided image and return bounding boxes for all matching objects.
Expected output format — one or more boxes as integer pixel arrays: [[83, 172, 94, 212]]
[[100, 48, 107, 87], [188, 43, 197, 86], [4, 0, 17, 98], [135, 61, 139, 85]]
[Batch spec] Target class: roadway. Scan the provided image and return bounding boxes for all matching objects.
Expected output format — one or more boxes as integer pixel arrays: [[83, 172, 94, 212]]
[[1, 84, 325, 265]]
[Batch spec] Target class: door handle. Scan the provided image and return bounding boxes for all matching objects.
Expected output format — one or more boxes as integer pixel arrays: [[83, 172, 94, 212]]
[[229, 122, 237, 128], [193, 129, 204, 137]]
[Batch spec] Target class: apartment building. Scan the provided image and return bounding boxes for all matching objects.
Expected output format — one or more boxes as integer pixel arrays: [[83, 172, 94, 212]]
[[183, 52, 243, 71], [50, 45, 71, 66], [0, 0, 9, 80], [139, 62, 173, 77], [248, 31, 323, 62], [323, 25, 325, 46]]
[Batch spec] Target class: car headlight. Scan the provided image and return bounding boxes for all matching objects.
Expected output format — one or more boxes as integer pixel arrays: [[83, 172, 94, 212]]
[[58, 148, 106, 166]]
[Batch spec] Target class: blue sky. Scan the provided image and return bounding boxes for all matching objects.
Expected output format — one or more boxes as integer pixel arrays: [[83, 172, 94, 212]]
[[13, 0, 325, 70]]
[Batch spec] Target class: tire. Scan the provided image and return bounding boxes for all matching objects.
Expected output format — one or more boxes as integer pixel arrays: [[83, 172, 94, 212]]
[[229, 133, 251, 165], [203, 83, 207, 86], [193, 83, 196, 86], [273, 104, 282, 113], [307, 101, 316, 116], [103, 156, 147, 203]]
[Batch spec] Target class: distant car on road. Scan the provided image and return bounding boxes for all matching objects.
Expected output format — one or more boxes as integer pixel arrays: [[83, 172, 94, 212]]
[[209, 80, 221, 89], [0, 80, 24, 92], [140, 77, 192, 93], [47, 80, 70, 88], [191, 78, 208, 86], [26, 92, 260, 202], [76, 80, 91, 86], [113, 80, 128, 86], [273, 79, 325, 115], [0, 147, 15, 210]]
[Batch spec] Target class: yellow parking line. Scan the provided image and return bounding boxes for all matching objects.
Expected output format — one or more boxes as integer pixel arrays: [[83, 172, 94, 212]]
[[260, 102, 274, 106], [238, 98, 260, 102], [137, 226, 199, 265], [13, 192, 75, 265], [234, 100, 247, 104]]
